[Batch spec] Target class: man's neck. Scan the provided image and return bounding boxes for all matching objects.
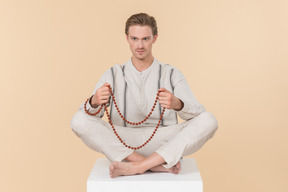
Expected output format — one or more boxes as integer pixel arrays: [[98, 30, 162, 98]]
[[131, 56, 154, 72]]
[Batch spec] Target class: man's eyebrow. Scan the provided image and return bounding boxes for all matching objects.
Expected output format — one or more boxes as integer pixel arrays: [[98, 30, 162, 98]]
[[130, 36, 151, 39]]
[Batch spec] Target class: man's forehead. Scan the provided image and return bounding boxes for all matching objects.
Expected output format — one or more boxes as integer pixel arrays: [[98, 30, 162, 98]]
[[128, 25, 153, 37]]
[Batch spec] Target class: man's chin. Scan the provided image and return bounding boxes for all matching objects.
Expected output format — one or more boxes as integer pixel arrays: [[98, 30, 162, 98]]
[[134, 55, 146, 60]]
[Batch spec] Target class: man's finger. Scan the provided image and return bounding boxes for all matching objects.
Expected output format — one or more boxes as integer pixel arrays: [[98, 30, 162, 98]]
[[159, 92, 168, 97], [103, 82, 110, 87], [159, 100, 169, 105], [101, 90, 110, 95], [158, 87, 167, 92], [101, 95, 110, 100], [101, 86, 109, 91]]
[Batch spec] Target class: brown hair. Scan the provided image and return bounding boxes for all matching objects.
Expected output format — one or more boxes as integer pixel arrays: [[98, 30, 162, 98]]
[[125, 13, 158, 36]]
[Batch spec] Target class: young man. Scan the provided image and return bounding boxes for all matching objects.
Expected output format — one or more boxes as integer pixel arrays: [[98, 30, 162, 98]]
[[71, 13, 218, 178]]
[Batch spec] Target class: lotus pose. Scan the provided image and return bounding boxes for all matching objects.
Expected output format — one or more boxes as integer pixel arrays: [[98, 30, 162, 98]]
[[71, 13, 218, 178]]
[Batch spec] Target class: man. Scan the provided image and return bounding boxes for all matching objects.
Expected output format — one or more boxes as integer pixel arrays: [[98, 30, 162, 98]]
[[71, 13, 218, 178]]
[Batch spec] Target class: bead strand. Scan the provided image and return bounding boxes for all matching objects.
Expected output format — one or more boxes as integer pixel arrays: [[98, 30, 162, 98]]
[[108, 85, 159, 126], [84, 84, 166, 150], [84, 97, 103, 115], [104, 104, 165, 150]]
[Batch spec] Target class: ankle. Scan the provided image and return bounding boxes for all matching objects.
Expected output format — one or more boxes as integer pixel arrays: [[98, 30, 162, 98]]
[[134, 161, 146, 174], [125, 152, 146, 162]]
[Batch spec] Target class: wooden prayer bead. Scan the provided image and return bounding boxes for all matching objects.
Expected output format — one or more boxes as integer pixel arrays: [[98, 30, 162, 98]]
[[84, 86, 166, 150]]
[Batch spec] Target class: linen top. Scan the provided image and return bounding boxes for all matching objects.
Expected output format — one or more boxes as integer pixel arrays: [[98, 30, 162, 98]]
[[81, 58, 206, 128]]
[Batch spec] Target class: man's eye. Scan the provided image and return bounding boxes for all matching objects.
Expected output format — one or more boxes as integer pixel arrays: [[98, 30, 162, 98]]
[[133, 38, 137, 40], [144, 38, 149, 41]]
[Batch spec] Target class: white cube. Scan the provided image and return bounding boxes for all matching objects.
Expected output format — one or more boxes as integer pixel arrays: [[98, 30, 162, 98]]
[[87, 158, 203, 192]]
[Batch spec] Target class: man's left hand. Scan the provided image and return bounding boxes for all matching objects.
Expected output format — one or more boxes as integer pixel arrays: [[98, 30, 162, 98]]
[[158, 88, 184, 111]]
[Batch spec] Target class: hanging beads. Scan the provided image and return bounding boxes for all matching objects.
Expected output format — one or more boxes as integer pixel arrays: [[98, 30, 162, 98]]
[[83, 85, 165, 150]]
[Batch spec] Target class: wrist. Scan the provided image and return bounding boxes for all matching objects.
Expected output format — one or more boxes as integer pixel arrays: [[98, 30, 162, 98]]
[[174, 99, 184, 111], [89, 96, 99, 108]]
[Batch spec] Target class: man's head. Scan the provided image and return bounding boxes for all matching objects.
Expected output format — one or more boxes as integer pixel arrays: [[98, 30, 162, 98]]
[[125, 13, 158, 61], [125, 13, 158, 36]]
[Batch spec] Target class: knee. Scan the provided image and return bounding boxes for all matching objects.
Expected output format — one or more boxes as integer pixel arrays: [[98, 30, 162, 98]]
[[199, 111, 218, 134], [70, 111, 86, 137]]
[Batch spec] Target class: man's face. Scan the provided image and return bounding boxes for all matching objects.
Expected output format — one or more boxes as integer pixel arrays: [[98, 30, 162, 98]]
[[126, 25, 158, 61]]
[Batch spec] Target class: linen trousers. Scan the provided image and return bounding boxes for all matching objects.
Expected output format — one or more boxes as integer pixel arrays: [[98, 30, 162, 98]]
[[71, 109, 218, 169]]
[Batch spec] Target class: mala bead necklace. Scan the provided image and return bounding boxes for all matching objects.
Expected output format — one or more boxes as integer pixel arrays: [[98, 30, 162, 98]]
[[84, 85, 165, 150]]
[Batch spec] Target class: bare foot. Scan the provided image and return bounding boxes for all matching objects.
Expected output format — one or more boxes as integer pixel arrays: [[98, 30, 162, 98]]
[[109, 161, 144, 178], [174, 161, 181, 174], [150, 161, 181, 174], [109, 161, 182, 178]]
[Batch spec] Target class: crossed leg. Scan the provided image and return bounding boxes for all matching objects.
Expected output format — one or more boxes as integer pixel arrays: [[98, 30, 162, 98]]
[[109, 111, 218, 178], [109, 151, 181, 178], [71, 110, 217, 178]]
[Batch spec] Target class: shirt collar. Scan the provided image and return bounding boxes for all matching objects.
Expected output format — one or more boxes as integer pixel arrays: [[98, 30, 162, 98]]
[[127, 57, 158, 75]]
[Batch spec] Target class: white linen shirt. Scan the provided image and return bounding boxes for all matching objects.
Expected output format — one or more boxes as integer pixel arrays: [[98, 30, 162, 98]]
[[82, 58, 206, 127]]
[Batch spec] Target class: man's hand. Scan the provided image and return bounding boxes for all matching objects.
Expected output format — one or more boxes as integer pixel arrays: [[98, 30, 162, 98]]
[[90, 83, 111, 108], [158, 87, 184, 111]]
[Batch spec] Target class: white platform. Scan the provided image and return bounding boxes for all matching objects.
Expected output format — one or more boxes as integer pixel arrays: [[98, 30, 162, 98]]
[[87, 158, 203, 192]]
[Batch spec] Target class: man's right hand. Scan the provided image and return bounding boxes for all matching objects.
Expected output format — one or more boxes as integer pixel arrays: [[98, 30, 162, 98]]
[[90, 83, 111, 108]]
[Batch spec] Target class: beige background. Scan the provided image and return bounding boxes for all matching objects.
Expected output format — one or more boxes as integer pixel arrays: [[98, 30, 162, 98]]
[[1, 0, 287, 191]]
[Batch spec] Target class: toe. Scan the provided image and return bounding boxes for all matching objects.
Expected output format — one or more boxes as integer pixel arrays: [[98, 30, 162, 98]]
[[110, 162, 118, 171]]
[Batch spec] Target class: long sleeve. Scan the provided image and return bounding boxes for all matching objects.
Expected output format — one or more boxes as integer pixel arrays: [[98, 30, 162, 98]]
[[172, 68, 206, 120], [78, 68, 113, 119]]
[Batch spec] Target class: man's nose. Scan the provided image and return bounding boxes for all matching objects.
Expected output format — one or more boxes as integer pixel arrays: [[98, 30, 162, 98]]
[[137, 40, 144, 49]]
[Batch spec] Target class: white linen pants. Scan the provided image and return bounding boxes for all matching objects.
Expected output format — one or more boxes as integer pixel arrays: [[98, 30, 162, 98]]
[[71, 110, 218, 168]]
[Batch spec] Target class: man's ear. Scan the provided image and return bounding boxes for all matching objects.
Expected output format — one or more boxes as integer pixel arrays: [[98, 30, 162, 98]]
[[126, 35, 129, 42], [153, 34, 158, 43]]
